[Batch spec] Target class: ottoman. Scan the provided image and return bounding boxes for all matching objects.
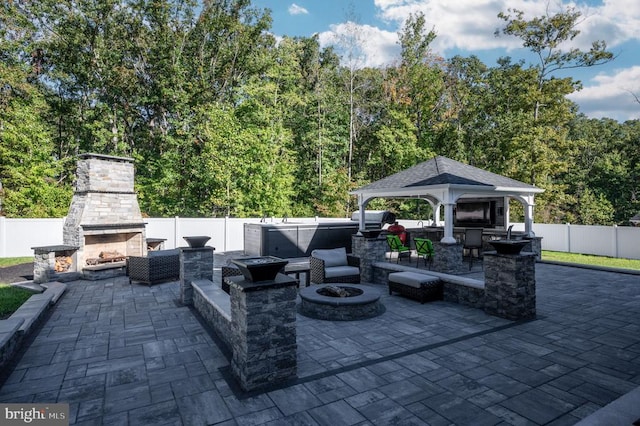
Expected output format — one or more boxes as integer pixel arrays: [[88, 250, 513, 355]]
[[388, 271, 442, 304]]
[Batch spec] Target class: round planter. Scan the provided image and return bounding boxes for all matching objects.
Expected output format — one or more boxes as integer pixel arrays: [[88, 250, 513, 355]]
[[488, 239, 529, 255], [230, 256, 288, 282], [183, 236, 211, 248]]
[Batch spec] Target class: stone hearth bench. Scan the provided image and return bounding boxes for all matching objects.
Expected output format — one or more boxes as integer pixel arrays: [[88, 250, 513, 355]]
[[388, 271, 442, 304]]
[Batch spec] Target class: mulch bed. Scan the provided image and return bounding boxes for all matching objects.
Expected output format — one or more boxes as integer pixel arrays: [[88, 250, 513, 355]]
[[0, 263, 34, 284]]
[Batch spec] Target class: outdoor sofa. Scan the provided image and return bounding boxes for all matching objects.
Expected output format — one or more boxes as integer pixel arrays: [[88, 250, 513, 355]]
[[127, 249, 180, 286]]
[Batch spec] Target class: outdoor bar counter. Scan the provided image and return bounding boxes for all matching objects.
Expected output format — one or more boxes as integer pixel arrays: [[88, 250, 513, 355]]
[[406, 226, 526, 243], [404, 226, 541, 259]]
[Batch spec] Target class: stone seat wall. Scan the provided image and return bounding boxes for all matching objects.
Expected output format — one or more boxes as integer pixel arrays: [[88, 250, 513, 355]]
[[371, 261, 486, 309], [191, 279, 233, 350]]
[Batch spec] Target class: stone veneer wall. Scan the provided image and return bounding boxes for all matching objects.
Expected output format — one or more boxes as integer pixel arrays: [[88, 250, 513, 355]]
[[0, 319, 24, 371], [484, 252, 536, 320], [192, 283, 233, 350], [442, 282, 485, 309], [63, 154, 144, 243], [524, 237, 542, 261], [180, 247, 214, 305], [370, 262, 485, 308], [351, 235, 387, 282], [369, 253, 535, 320], [63, 154, 146, 268], [181, 250, 298, 392], [431, 242, 466, 274], [228, 274, 298, 392]]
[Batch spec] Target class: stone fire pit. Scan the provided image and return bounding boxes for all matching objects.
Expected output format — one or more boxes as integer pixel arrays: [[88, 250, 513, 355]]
[[298, 284, 384, 321]]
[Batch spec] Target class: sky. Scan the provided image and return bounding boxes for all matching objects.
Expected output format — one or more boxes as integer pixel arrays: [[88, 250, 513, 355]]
[[251, 0, 640, 122]]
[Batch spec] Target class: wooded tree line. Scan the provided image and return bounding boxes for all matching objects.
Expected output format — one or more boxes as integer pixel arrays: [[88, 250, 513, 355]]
[[1, 0, 638, 224]]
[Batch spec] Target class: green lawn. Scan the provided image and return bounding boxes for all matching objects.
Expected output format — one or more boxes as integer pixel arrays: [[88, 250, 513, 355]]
[[542, 251, 640, 271], [0, 257, 32, 268], [0, 284, 33, 320]]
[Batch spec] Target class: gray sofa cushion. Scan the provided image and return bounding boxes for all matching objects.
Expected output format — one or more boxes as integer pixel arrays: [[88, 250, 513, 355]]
[[325, 265, 360, 279], [311, 247, 348, 267], [388, 271, 439, 288], [148, 249, 180, 258]]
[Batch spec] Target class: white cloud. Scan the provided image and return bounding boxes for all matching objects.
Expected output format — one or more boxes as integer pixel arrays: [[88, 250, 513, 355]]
[[567, 66, 640, 121], [314, 0, 640, 120], [288, 3, 309, 16], [372, 0, 640, 55], [318, 22, 399, 68]]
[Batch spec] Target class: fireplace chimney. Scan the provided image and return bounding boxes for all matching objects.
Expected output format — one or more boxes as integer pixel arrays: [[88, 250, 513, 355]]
[[63, 154, 147, 277]]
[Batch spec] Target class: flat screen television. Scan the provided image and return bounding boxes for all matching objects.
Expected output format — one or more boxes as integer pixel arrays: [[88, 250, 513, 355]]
[[455, 201, 491, 227]]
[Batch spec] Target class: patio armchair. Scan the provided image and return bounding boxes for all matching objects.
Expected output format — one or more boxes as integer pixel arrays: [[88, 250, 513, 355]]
[[414, 237, 434, 269], [386, 234, 411, 263], [127, 249, 180, 286], [309, 247, 360, 284]]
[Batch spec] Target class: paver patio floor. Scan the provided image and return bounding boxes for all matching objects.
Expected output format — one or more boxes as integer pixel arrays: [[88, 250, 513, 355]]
[[1, 259, 639, 425]]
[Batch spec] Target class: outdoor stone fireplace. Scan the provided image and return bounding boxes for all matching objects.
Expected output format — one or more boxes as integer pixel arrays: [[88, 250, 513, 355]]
[[62, 153, 146, 280]]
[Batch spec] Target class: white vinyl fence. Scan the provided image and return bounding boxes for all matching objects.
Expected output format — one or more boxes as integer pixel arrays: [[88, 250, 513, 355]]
[[0, 216, 350, 257], [1, 217, 639, 260]]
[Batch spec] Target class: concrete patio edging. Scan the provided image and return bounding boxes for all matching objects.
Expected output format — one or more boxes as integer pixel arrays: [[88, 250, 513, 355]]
[[0, 282, 66, 374]]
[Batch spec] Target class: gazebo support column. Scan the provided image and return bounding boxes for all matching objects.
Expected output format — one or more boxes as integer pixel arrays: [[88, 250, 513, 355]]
[[441, 203, 456, 244], [524, 202, 535, 237], [434, 203, 442, 225]]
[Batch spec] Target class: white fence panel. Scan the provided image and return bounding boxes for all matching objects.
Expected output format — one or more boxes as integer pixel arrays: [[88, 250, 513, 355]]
[[570, 225, 615, 257], [616, 226, 640, 260], [1, 216, 639, 260], [144, 218, 178, 249], [0, 217, 64, 257], [534, 224, 568, 252]]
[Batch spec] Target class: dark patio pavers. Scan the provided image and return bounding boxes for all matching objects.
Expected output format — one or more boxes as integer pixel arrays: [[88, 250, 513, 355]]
[[1, 261, 640, 425]]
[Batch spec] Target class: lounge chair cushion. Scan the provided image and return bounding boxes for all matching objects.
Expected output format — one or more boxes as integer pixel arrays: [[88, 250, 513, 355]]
[[325, 265, 360, 279], [147, 248, 179, 257], [388, 271, 439, 288], [311, 247, 348, 267]]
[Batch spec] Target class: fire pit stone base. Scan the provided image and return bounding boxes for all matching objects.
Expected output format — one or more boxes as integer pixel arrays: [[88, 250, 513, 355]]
[[298, 284, 384, 321]]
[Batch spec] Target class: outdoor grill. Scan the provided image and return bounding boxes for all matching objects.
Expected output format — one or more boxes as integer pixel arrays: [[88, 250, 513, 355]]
[[350, 210, 396, 229]]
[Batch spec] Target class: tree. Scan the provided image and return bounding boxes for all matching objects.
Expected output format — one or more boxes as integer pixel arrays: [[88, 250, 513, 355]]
[[496, 6, 614, 185], [436, 55, 489, 164], [0, 2, 70, 217], [396, 12, 442, 148]]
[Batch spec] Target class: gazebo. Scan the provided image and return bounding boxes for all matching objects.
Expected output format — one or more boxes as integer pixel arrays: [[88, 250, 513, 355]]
[[350, 156, 544, 244]]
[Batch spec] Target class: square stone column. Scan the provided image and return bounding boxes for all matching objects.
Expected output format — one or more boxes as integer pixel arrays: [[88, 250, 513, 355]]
[[432, 242, 466, 274], [484, 252, 536, 320], [179, 246, 214, 305], [227, 273, 298, 392], [352, 235, 387, 283]]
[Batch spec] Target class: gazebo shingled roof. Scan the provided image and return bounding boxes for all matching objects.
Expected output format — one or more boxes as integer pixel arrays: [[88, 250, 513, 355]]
[[351, 156, 544, 243], [355, 156, 540, 193]]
